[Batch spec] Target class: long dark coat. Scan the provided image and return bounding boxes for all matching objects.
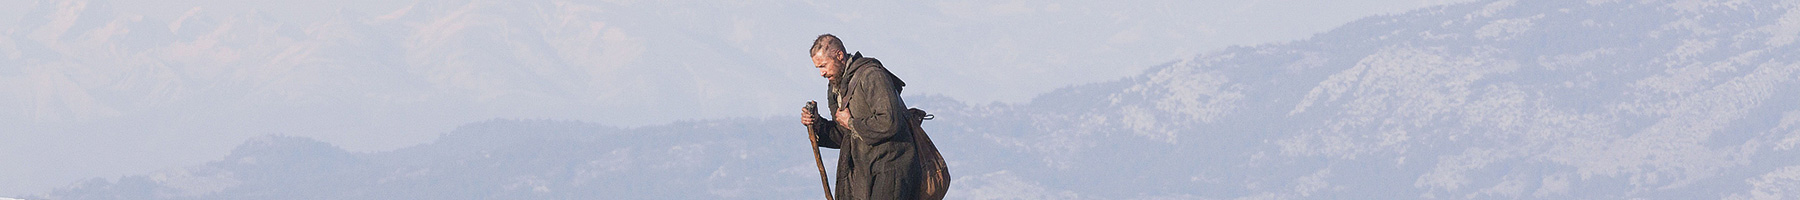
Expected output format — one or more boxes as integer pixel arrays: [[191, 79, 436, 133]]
[[809, 52, 920, 200]]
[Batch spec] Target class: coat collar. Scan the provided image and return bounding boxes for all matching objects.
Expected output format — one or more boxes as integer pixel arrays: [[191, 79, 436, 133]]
[[830, 52, 864, 87], [842, 52, 865, 74], [834, 51, 904, 92]]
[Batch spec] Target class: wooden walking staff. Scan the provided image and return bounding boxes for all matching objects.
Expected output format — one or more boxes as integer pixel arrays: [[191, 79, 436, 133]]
[[804, 101, 835, 200]]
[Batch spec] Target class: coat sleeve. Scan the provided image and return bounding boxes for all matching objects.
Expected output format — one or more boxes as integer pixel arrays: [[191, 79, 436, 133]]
[[850, 71, 906, 146]]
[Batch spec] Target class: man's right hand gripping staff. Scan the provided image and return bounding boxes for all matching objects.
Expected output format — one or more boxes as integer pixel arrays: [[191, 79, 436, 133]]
[[803, 101, 844, 149]]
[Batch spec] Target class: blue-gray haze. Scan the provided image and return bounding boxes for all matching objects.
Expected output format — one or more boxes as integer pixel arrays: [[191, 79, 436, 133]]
[[12, 0, 1800, 199]]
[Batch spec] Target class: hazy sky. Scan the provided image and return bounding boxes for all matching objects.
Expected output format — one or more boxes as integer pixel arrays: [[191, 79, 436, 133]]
[[0, 0, 1474, 196]]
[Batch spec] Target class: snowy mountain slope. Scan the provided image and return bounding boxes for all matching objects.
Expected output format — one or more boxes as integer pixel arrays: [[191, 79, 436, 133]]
[[926, 0, 1800, 198], [30, 0, 1800, 199], [927, 0, 1800, 198]]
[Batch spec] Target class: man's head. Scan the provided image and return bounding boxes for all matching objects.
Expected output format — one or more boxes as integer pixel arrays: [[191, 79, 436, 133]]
[[811, 34, 847, 81]]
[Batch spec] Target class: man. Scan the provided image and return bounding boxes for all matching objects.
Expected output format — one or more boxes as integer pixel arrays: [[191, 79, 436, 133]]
[[800, 34, 920, 200]]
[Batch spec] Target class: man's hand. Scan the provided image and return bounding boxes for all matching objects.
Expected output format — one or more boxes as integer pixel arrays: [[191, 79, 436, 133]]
[[801, 107, 819, 126], [834, 107, 852, 129]]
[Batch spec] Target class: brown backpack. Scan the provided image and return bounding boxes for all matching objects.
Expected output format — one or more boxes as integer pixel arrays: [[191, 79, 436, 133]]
[[906, 108, 949, 200]]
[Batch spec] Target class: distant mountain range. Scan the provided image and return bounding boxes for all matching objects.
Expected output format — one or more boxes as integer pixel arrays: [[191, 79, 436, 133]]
[[29, 0, 1800, 199]]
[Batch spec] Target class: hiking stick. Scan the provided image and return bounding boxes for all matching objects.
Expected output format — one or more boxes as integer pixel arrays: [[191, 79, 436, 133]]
[[805, 101, 835, 200]]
